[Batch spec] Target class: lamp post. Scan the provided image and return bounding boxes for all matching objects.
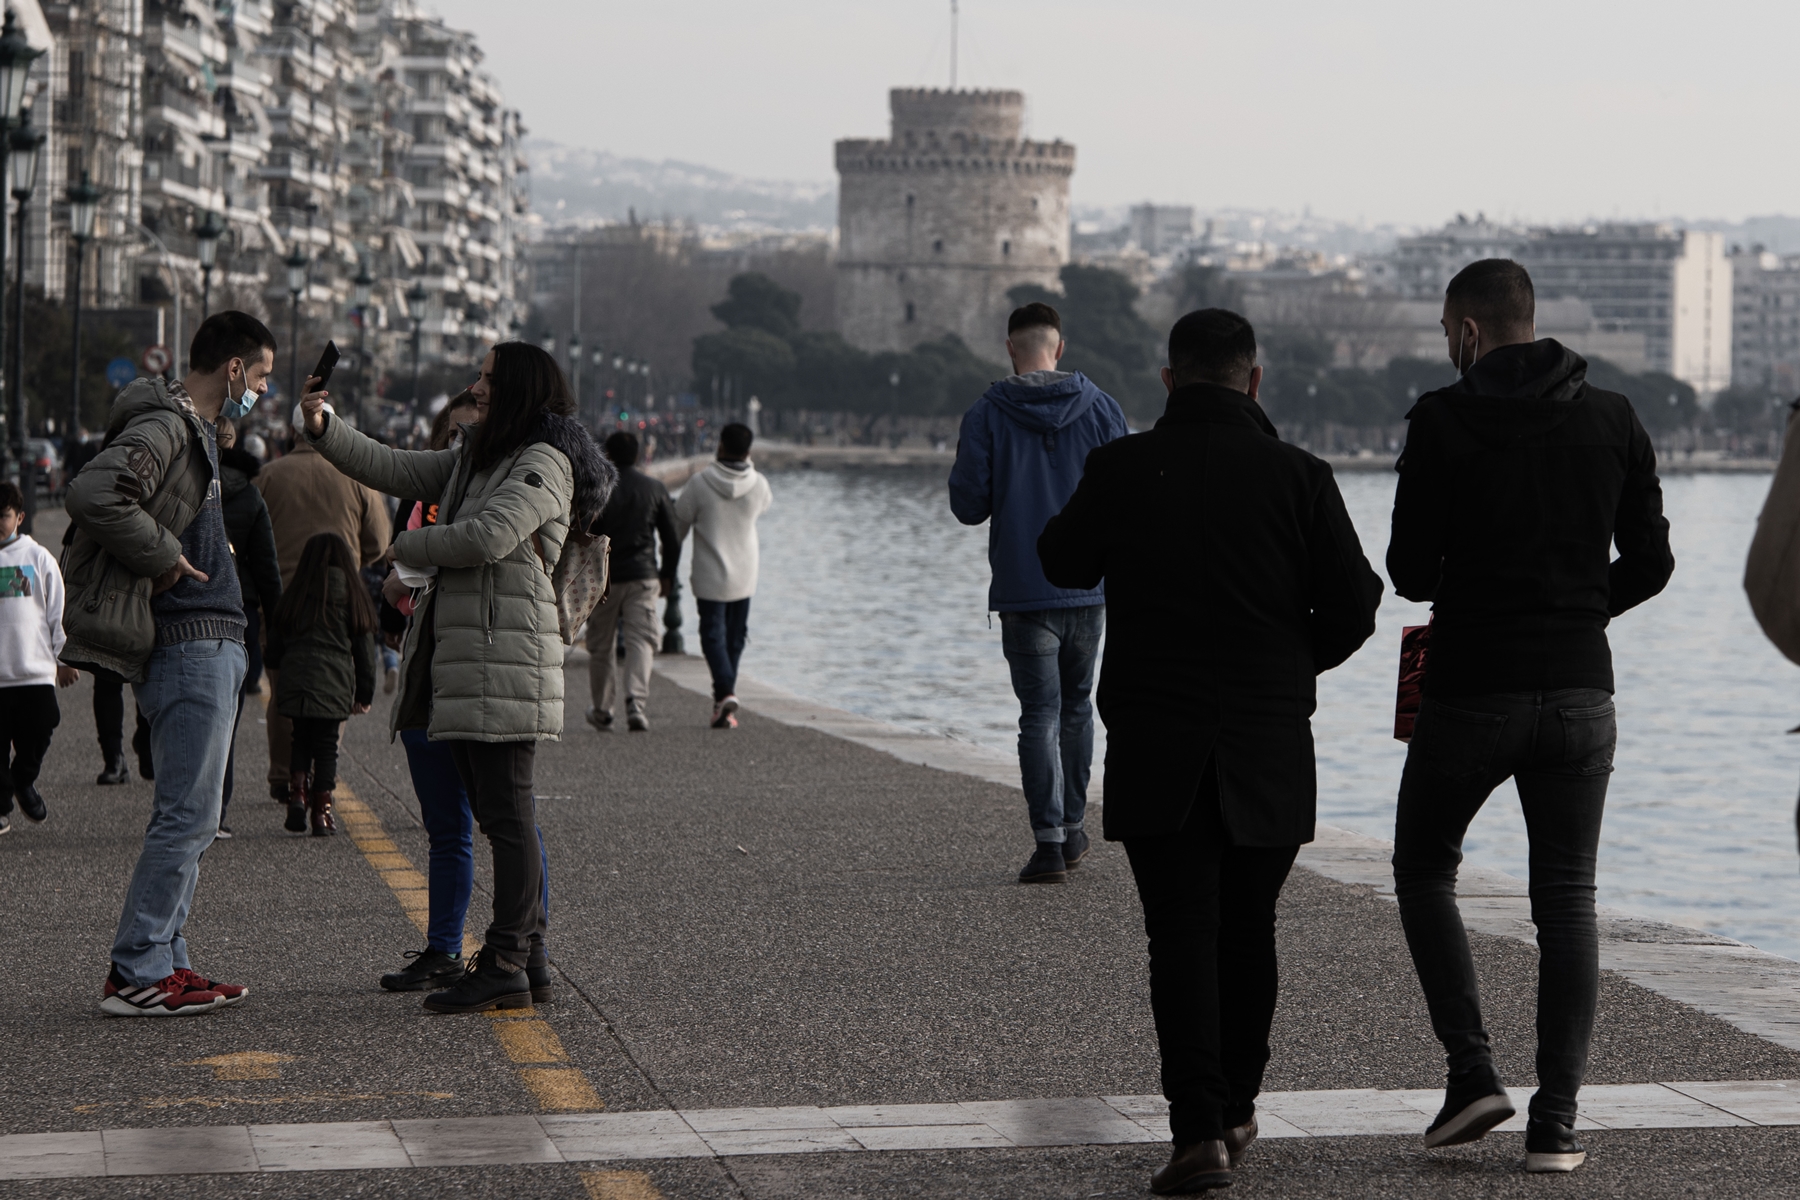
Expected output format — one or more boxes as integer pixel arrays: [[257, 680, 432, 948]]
[[194, 210, 224, 320], [352, 263, 373, 426], [7, 109, 40, 527], [283, 245, 308, 404], [66, 170, 102, 445], [568, 333, 581, 413], [0, 11, 40, 509], [406, 280, 428, 419]]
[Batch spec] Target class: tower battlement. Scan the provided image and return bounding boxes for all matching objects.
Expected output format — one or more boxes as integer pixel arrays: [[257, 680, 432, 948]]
[[835, 86, 1074, 367]]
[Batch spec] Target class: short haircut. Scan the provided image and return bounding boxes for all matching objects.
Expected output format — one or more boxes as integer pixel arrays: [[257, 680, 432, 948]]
[[1168, 308, 1258, 387], [0, 481, 22, 514], [190, 311, 277, 374], [604, 430, 640, 468], [718, 422, 754, 460], [1007, 302, 1061, 340], [1445, 259, 1535, 333]]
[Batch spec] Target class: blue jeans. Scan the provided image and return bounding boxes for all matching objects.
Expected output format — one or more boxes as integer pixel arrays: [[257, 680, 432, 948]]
[[1000, 606, 1103, 844], [401, 728, 550, 959], [112, 638, 248, 985], [697, 597, 751, 701], [1392, 688, 1615, 1129]]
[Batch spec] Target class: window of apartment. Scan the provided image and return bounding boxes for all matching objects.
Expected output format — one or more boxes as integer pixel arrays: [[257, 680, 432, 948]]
[[905, 302, 916, 323], [67, 51, 85, 101], [932, 239, 943, 253], [1002, 240, 1011, 256]]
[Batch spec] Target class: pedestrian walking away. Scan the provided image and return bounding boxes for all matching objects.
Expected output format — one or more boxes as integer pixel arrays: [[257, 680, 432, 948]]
[[1386, 260, 1675, 1173], [586, 429, 680, 734], [948, 301, 1129, 883], [265, 532, 376, 836], [1039, 307, 1383, 1193], [63, 310, 269, 1017], [215, 418, 282, 839], [255, 398, 391, 805], [299, 340, 613, 1014], [0, 481, 79, 838], [675, 422, 772, 729]]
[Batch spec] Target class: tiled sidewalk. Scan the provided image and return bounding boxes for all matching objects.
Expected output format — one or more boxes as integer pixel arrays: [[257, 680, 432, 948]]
[[7, 1081, 1800, 1180]]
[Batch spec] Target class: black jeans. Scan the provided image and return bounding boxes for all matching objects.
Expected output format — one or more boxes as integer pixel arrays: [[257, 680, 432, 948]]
[[697, 597, 751, 700], [91, 668, 151, 762], [1123, 761, 1299, 1146], [449, 739, 546, 971], [289, 716, 342, 793], [1392, 688, 1615, 1129], [0, 684, 59, 796]]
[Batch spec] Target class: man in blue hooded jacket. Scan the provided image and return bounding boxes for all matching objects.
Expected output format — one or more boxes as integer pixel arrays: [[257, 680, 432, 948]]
[[949, 302, 1129, 883]]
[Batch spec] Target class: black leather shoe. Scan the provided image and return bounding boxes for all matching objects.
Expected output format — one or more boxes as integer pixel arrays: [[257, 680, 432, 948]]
[[284, 801, 307, 833], [1223, 1115, 1257, 1167], [96, 752, 130, 785], [1018, 842, 1067, 883], [422, 947, 531, 1014], [1424, 1065, 1514, 1148], [1063, 828, 1091, 867], [16, 784, 45, 822], [1151, 1140, 1232, 1193], [1524, 1118, 1586, 1173], [381, 949, 465, 992], [528, 963, 553, 1004]]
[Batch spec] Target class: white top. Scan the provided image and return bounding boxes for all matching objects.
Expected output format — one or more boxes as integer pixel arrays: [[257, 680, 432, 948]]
[[0, 534, 66, 687], [675, 460, 773, 602]]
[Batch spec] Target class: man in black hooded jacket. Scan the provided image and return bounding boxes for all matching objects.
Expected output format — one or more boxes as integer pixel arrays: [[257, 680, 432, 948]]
[[1387, 259, 1674, 1173]]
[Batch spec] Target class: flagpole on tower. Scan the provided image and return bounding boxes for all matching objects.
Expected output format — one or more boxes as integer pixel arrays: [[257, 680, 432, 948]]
[[950, 0, 958, 88]]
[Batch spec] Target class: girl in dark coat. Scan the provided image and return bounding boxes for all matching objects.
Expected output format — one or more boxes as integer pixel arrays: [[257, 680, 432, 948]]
[[266, 532, 376, 836]]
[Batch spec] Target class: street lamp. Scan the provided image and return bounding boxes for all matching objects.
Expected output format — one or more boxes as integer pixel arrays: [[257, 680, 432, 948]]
[[406, 280, 428, 416], [0, 10, 40, 502], [283, 244, 308, 403], [568, 332, 581, 410], [194, 210, 225, 319], [6, 107, 41, 527], [66, 169, 102, 443], [352, 263, 374, 426]]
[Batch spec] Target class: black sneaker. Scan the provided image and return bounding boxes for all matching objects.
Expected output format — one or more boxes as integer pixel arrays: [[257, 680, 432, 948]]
[[528, 963, 553, 1004], [1019, 842, 1067, 883], [1524, 1118, 1586, 1173], [270, 781, 288, 801], [627, 711, 649, 732], [16, 785, 45, 823], [96, 752, 130, 785], [422, 947, 531, 1014], [381, 948, 465, 992], [1424, 1065, 1515, 1148], [1063, 828, 1091, 867]]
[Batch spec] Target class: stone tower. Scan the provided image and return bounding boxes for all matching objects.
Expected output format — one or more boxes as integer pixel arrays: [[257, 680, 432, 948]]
[[835, 89, 1074, 366]]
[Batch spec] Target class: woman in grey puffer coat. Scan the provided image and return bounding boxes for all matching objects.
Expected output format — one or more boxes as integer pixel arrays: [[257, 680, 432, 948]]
[[299, 342, 614, 1014]]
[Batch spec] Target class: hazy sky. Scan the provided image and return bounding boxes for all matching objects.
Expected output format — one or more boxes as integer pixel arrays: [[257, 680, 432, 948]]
[[427, 0, 1800, 227]]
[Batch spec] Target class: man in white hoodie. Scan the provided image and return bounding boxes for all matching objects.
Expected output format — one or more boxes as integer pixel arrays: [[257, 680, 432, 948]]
[[675, 423, 773, 728], [0, 481, 79, 834]]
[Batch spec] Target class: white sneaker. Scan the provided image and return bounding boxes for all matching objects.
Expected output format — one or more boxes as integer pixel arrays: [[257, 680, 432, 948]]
[[710, 696, 739, 729]]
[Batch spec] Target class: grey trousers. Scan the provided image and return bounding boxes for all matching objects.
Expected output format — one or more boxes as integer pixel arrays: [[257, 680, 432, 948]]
[[585, 578, 661, 719]]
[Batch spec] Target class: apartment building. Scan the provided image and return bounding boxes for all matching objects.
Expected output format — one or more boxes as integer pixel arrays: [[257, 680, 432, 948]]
[[1729, 247, 1800, 397]]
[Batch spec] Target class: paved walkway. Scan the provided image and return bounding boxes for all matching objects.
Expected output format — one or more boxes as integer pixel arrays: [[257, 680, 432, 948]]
[[8, 652, 1800, 1197]]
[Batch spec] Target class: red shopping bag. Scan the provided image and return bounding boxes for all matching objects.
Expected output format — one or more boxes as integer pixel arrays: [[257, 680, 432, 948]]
[[1394, 620, 1431, 743]]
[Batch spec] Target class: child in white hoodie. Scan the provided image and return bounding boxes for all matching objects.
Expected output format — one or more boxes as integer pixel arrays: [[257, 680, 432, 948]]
[[675, 423, 772, 728], [0, 481, 78, 834]]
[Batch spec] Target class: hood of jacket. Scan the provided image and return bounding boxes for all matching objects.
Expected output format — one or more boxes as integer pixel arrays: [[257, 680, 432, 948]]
[[701, 458, 760, 499], [981, 370, 1107, 436], [217, 445, 261, 500], [1418, 339, 1589, 445], [523, 410, 616, 530], [104, 376, 191, 440]]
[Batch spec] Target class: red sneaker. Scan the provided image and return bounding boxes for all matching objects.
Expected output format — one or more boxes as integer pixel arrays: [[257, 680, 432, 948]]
[[100, 965, 223, 1017], [174, 968, 249, 1008]]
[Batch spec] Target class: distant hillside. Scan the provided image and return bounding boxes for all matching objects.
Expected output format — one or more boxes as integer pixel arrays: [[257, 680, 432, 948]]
[[526, 141, 836, 232]]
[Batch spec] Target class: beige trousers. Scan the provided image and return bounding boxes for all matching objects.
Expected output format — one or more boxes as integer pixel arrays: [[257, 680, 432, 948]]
[[585, 578, 661, 719]]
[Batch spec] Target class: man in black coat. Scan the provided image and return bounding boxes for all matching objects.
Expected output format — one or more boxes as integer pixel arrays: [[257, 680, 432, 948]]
[[1040, 308, 1382, 1194], [585, 430, 681, 732], [1386, 260, 1673, 1173]]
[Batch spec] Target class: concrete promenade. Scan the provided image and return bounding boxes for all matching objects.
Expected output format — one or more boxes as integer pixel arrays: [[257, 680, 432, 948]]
[[6, 657, 1800, 1197]]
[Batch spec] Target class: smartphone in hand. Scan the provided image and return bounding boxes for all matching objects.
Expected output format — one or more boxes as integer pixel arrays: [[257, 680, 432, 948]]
[[310, 341, 341, 390]]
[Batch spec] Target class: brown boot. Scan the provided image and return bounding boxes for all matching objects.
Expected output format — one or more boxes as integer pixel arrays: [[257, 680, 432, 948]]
[[307, 787, 336, 837], [285, 769, 311, 833], [1151, 1140, 1232, 1194]]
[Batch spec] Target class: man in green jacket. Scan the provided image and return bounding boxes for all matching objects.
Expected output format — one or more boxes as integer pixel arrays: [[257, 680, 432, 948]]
[[63, 312, 275, 1017]]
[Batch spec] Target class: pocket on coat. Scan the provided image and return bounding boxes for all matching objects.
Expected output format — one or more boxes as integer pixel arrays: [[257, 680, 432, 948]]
[[1411, 700, 1507, 781], [1559, 700, 1617, 777]]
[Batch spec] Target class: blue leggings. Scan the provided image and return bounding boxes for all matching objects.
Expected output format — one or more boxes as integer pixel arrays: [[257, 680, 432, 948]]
[[401, 728, 550, 958]]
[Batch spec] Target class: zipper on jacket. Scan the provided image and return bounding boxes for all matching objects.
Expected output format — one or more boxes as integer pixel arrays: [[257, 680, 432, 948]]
[[482, 565, 495, 645]]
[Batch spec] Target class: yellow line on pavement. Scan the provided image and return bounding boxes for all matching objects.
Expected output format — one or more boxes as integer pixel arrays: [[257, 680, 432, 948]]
[[332, 781, 605, 1113], [581, 1170, 666, 1200]]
